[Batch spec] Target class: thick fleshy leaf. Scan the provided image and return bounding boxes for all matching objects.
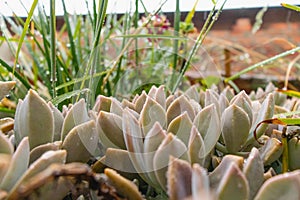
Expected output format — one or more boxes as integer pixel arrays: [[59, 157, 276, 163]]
[[0, 154, 11, 183], [104, 168, 143, 200], [168, 112, 193, 146], [144, 122, 166, 187], [166, 95, 195, 125], [8, 150, 66, 197], [154, 85, 166, 109], [184, 85, 200, 103], [205, 89, 220, 115], [288, 137, 300, 170], [104, 148, 136, 174], [216, 162, 249, 200], [230, 90, 253, 124], [189, 126, 205, 165], [97, 111, 125, 149], [167, 157, 192, 200], [250, 94, 274, 139], [0, 81, 15, 100], [194, 104, 221, 156], [61, 99, 90, 141], [122, 108, 150, 183], [134, 91, 147, 113], [140, 96, 167, 135], [209, 155, 244, 189], [121, 99, 136, 110], [153, 133, 189, 190], [14, 90, 54, 149], [254, 170, 300, 200], [110, 98, 124, 116], [0, 133, 13, 154], [219, 93, 229, 113], [62, 120, 98, 163], [243, 148, 264, 199], [0, 137, 30, 191], [29, 141, 62, 164], [166, 95, 175, 110], [260, 138, 283, 166], [222, 104, 250, 153], [48, 102, 64, 141], [93, 95, 112, 112], [220, 86, 234, 102], [192, 164, 212, 199]]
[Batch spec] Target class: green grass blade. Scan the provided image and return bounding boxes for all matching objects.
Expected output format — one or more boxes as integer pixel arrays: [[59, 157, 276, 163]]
[[51, 88, 90, 105], [281, 3, 300, 12], [50, 0, 57, 98], [62, 0, 79, 73], [13, 0, 39, 71], [277, 89, 300, 99], [0, 59, 31, 89], [224, 46, 300, 83]]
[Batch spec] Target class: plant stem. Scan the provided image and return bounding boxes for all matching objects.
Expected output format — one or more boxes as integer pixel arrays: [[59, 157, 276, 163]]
[[225, 46, 300, 83], [50, 0, 57, 98]]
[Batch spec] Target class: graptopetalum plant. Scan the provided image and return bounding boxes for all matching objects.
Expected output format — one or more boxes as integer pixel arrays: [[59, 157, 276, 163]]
[[1, 81, 300, 199]]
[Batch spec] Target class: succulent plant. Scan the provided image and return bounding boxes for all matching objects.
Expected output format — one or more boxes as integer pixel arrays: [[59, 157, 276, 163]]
[[1, 80, 300, 199], [167, 148, 300, 200]]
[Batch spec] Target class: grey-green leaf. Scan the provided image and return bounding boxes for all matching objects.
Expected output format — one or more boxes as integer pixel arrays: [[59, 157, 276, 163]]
[[254, 170, 300, 200], [222, 104, 250, 153], [194, 104, 221, 156], [0, 137, 30, 191], [140, 96, 167, 135], [61, 99, 89, 141], [14, 90, 54, 149], [0, 132, 13, 154], [217, 162, 249, 200], [62, 120, 98, 163], [97, 111, 125, 149]]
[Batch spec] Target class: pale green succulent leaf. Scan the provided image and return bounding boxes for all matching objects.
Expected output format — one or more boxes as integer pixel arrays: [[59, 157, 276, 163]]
[[168, 112, 193, 146], [93, 95, 112, 112], [0, 137, 30, 191], [222, 104, 250, 153], [219, 93, 229, 113], [260, 138, 283, 166], [254, 170, 300, 200], [104, 148, 136, 174], [140, 96, 167, 135], [0, 81, 15, 100], [243, 148, 264, 199], [167, 95, 195, 125], [230, 90, 253, 123], [110, 98, 124, 116], [144, 122, 167, 188], [250, 93, 274, 139], [134, 91, 147, 113], [209, 155, 244, 189], [220, 86, 235, 102], [205, 89, 220, 115], [62, 120, 98, 163], [97, 111, 125, 149], [0, 132, 13, 154], [192, 164, 212, 199], [194, 104, 221, 156], [217, 162, 249, 200], [8, 150, 66, 197], [288, 137, 300, 170], [61, 99, 90, 141], [48, 102, 64, 141], [154, 85, 167, 109], [14, 90, 54, 149], [167, 156, 192, 200], [153, 133, 189, 190], [29, 141, 62, 164], [184, 85, 200, 103], [122, 108, 150, 183], [0, 154, 11, 183], [189, 125, 206, 165]]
